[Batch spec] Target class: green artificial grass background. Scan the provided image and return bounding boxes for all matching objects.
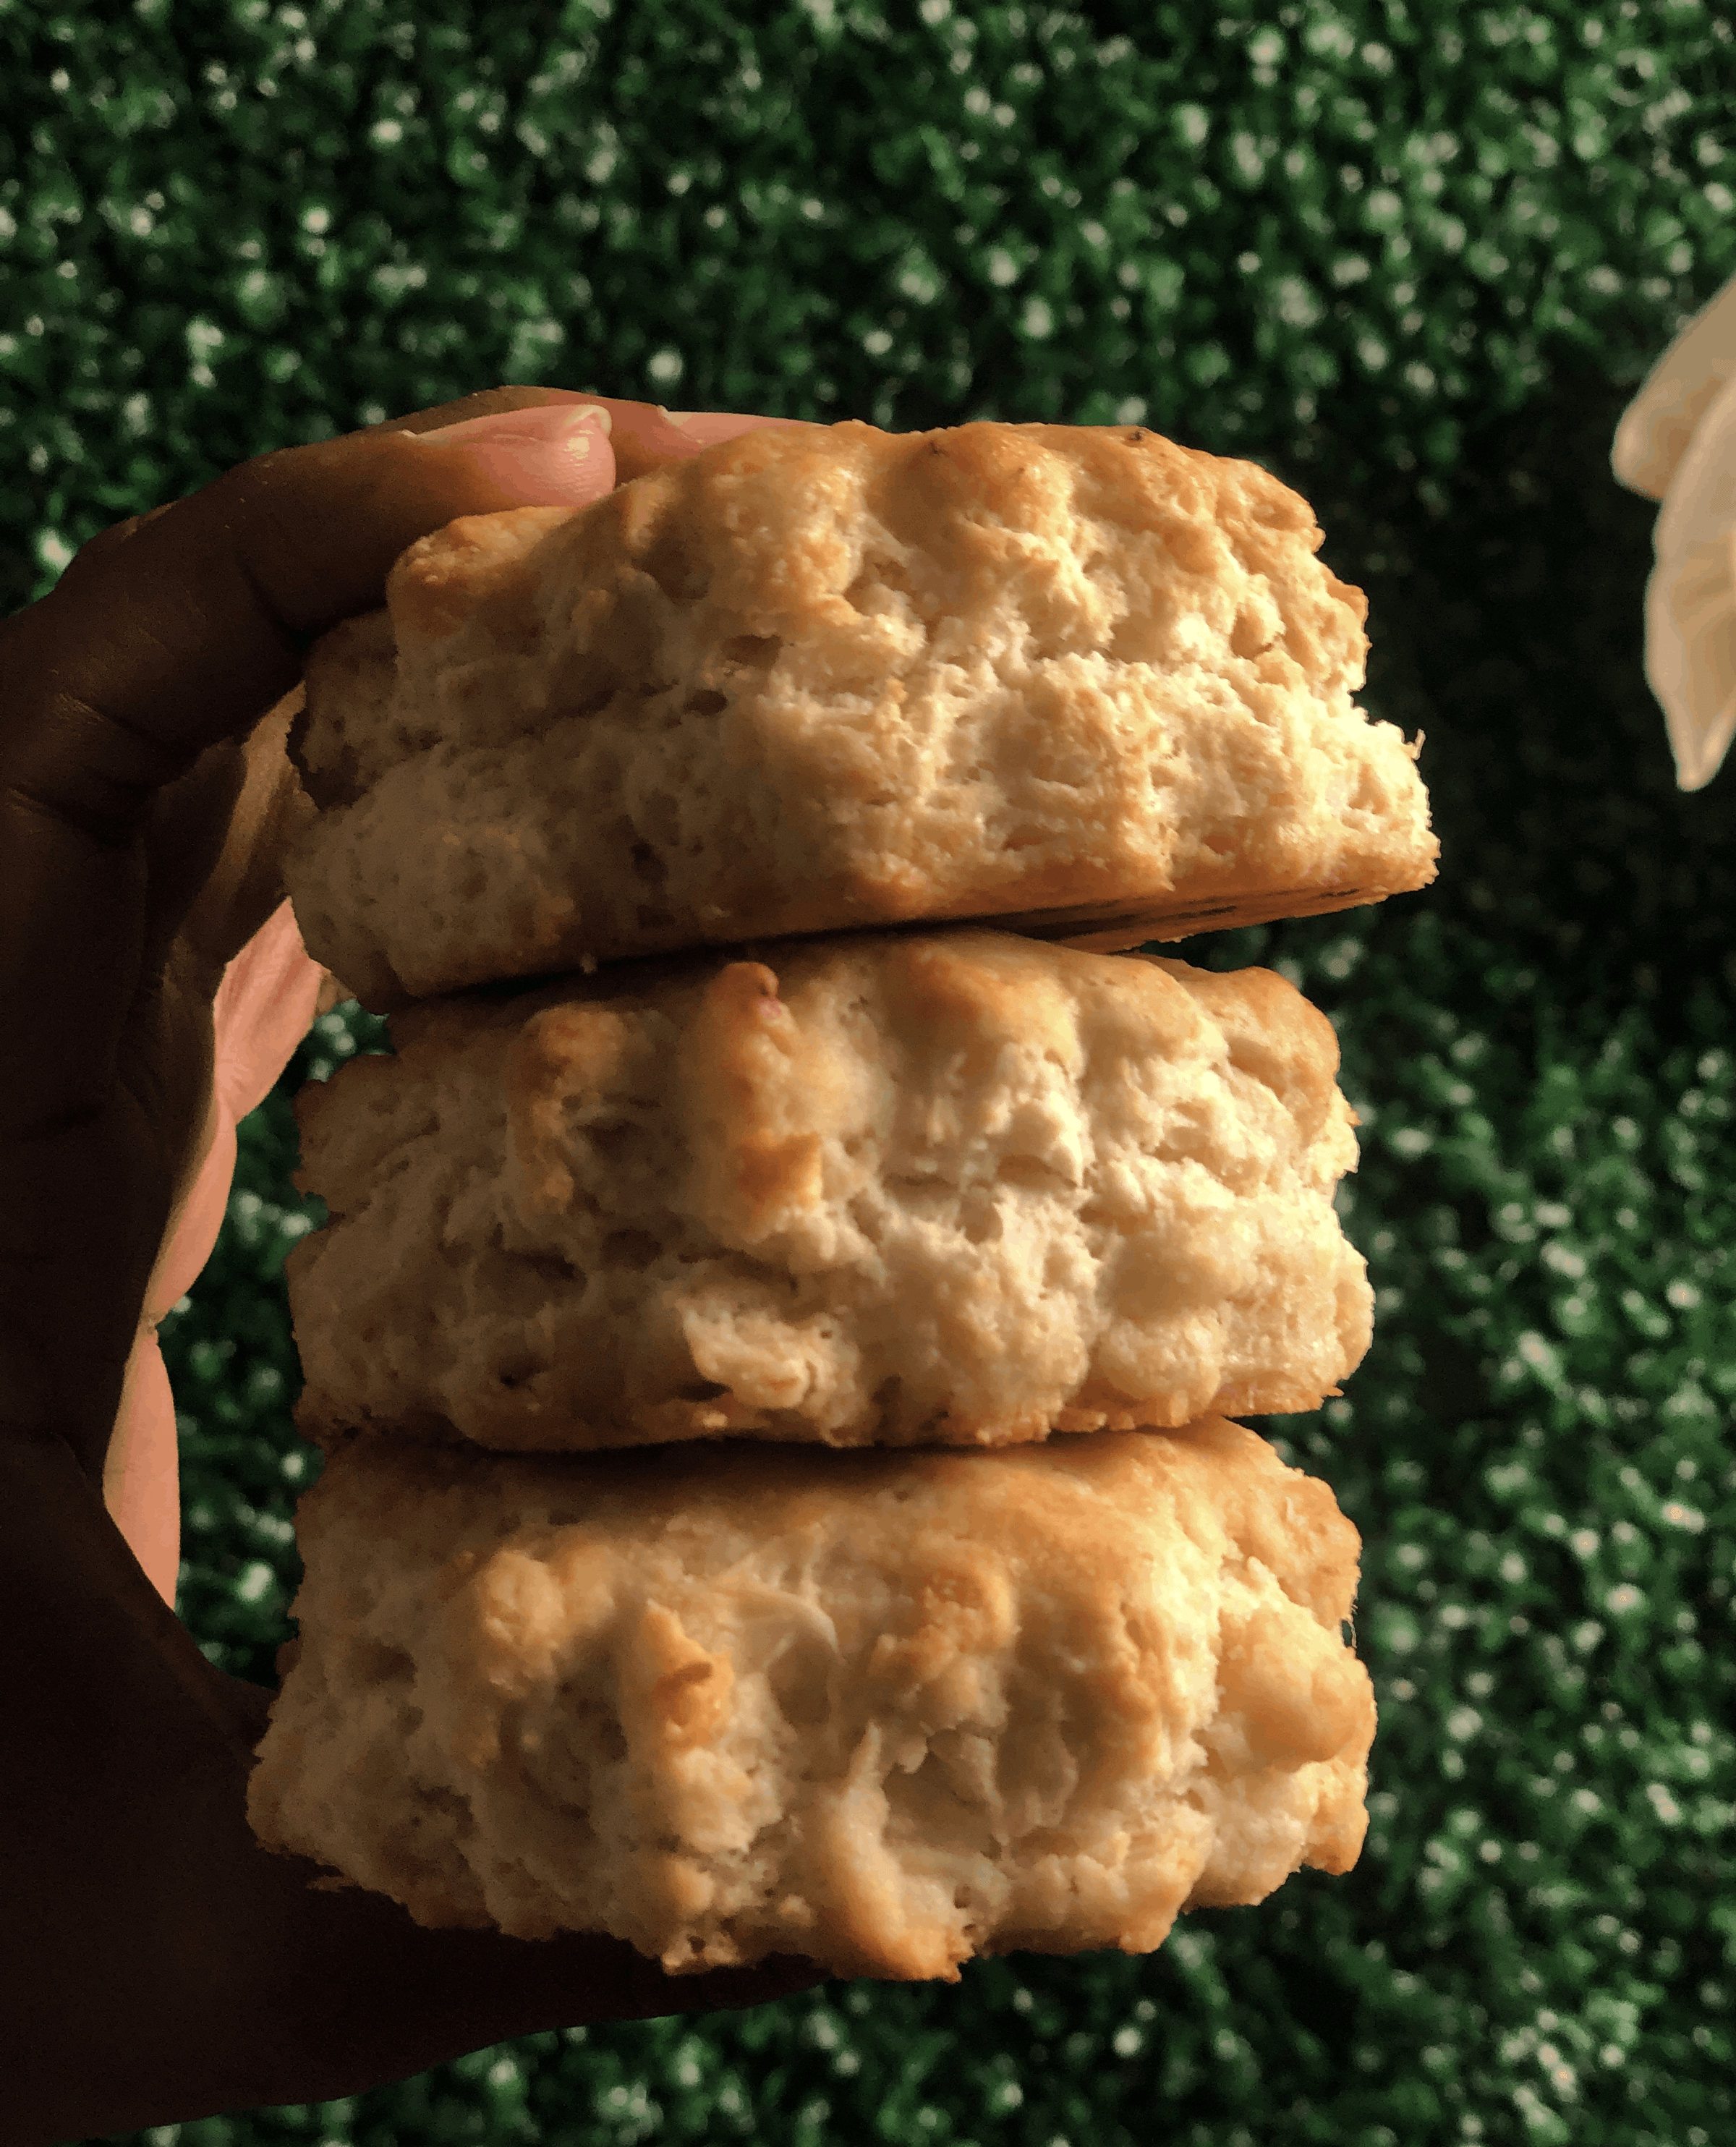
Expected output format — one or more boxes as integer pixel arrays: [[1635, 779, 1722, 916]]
[[3, 1, 1732, 2143]]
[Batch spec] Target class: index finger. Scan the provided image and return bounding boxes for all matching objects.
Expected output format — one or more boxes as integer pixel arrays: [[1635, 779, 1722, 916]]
[[356, 386, 818, 480]]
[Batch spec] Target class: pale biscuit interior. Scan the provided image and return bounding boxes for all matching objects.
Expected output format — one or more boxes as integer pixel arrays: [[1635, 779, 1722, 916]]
[[248, 1418, 1375, 1979], [286, 930, 1373, 1452], [281, 419, 1437, 1007]]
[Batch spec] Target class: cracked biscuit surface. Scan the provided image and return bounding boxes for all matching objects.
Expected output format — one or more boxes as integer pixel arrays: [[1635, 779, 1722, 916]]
[[281, 418, 1437, 1011], [286, 930, 1372, 1454], [247, 1416, 1374, 1979]]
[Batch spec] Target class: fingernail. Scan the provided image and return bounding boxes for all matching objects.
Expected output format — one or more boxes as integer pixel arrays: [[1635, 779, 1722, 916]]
[[416, 404, 613, 445], [411, 404, 616, 507]]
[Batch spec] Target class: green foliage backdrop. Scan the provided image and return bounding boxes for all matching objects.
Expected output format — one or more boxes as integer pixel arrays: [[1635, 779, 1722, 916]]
[[4, 1, 1733, 2143]]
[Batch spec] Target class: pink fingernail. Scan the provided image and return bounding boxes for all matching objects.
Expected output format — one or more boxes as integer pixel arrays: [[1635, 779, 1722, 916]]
[[412, 404, 615, 506], [417, 404, 613, 444]]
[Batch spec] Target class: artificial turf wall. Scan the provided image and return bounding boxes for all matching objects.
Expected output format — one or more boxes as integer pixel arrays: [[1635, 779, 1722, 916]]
[[6, 2, 1732, 2143]]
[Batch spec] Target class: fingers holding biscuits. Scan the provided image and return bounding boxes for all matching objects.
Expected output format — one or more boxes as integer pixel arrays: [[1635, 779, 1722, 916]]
[[0, 404, 614, 1128]]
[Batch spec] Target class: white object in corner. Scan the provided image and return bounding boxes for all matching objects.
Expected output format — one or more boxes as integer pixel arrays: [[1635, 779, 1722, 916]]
[[1612, 268, 1736, 792]]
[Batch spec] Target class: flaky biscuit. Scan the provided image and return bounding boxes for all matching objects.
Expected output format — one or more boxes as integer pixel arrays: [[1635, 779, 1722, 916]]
[[247, 1417, 1374, 1980], [286, 930, 1372, 1454], [281, 419, 1437, 1010]]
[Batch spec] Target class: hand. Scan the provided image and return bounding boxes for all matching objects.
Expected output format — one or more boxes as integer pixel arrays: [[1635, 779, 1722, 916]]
[[83, 392, 807, 1610], [0, 387, 824, 2143]]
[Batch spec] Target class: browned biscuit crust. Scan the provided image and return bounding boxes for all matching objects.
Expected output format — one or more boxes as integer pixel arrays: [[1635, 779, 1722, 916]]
[[286, 930, 1372, 1454], [247, 1417, 1374, 1979], [281, 419, 1437, 1010]]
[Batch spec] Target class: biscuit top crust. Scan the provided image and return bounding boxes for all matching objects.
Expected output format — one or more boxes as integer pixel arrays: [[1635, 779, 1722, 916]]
[[302, 419, 1372, 810], [284, 417, 1434, 1000], [394, 419, 1371, 675], [289, 927, 1370, 1450]]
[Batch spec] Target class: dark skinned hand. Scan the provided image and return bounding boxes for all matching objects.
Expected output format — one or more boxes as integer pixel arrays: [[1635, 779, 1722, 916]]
[[0, 386, 825, 2144]]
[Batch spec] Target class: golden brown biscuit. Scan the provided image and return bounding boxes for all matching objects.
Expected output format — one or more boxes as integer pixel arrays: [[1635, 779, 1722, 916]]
[[281, 419, 1437, 1010], [286, 930, 1372, 1454], [247, 1417, 1374, 1980]]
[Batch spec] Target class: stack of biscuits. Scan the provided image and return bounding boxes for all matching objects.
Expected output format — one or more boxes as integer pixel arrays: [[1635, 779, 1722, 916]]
[[250, 417, 1437, 1983]]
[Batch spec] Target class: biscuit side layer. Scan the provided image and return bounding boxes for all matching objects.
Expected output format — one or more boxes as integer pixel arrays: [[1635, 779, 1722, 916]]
[[281, 420, 1437, 1006], [247, 1418, 1375, 1978], [286, 930, 1373, 1452]]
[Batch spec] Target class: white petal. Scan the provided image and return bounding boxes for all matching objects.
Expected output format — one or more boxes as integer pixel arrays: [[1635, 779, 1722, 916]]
[[1641, 365, 1736, 789], [1612, 268, 1736, 501], [1644, 524, 1736, 791], [1656, 365, 1736, 558]]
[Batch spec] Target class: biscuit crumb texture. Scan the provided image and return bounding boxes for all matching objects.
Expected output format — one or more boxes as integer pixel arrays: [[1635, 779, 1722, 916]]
[[287, 931, 1372, 1450], [247, 1419, 1374, 1978], [281, 419, 1437, 1008]]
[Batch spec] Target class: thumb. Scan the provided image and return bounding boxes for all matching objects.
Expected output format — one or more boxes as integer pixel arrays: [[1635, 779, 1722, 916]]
[[409, 401, 616, 504]]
